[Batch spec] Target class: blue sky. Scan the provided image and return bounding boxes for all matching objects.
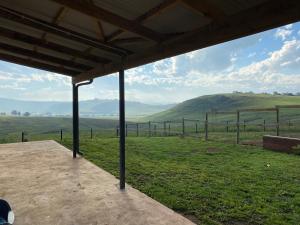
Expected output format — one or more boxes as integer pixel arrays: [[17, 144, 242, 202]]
[[1, 22, 300, 104]]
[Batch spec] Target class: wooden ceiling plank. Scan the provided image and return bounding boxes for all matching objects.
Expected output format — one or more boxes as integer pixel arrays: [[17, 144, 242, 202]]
[[0, 52, 79, 75], [0, 27, 110, 64], [0, 5, 130, 56], [179, 0, 226, 21], [51, 0, 165, 42], [74, 0, 300, 82], [106, 0, 178, 42], [0, 42, 92, 71]]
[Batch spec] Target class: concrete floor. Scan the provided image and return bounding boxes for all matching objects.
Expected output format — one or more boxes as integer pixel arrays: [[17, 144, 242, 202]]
[[0, 141, 195, 225]]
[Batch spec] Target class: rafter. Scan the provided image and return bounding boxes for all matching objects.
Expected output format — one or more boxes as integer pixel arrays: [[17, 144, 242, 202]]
[[106, 0, 178, 41], [0, 42, 92, 71], [0, 6, 129, 56], [95, 20, 106, 41], [51, 0, 165, 42], [111, 37, 146, 45], [0, 52, 79, 75], [41, 6, 68, 40], [179, 0, 225, 21], [0, 27, 110, 63], [74, 0, 300, 82]]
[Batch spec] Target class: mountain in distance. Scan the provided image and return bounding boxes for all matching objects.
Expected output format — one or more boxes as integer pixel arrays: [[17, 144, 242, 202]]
[[146, 93, 300, 122], [0, 98, 175, 117]]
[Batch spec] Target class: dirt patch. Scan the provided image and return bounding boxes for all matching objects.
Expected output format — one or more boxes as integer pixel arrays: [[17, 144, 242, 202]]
[[206, 147, 222, 154], [241, 140, 262, 147]]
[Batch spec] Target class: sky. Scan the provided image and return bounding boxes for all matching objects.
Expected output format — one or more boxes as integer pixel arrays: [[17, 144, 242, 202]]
[[1, 22, 300, 104]]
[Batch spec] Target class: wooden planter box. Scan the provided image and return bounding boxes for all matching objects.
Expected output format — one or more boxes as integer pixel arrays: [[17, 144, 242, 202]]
[[263, 135, 300, 154]]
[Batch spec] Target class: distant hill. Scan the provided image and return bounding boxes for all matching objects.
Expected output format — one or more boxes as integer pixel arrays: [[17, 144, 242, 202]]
[[146, 93, 300, 122], [0, 98, 174, 117]]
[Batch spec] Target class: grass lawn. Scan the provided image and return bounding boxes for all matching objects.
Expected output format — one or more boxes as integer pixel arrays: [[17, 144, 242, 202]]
[[57, 136, 300, 225]]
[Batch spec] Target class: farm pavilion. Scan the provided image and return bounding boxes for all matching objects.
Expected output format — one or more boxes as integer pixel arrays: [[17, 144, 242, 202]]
[[0, 0, 299, 224]]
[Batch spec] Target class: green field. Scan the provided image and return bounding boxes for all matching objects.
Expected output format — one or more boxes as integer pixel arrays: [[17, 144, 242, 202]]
[[1, 115, 300, 224], [51, 136, 300, 225]]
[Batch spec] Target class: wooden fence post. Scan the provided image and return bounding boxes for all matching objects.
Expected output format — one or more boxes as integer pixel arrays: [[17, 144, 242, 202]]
[[168, 123, 171, 136], [243, 120, 246, 131], [163, 121, 166, 136], [205, 113, 208, 141], [136, 123, 139, 137], [276, 107, 279, 136], [182, 118, 185, 136], [263, 119, 266, 132], [90, 128, 93, 139], [116, 126, 119, 137], [195, 123, 198, 133], [236, 111, 240, 144], [226, 121, 229, 133], [60, 129, 63, 141], [21, 131, 24, 142], [148, 121, 151, 137]]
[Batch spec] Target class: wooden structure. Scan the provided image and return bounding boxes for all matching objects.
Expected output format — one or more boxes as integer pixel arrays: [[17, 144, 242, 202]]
[[263, 135, 300, 153], [0, 0, 300, 189]]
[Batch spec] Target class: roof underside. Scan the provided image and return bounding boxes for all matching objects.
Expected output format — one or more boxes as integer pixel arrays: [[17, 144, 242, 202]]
[[0, 0, 300, 83]]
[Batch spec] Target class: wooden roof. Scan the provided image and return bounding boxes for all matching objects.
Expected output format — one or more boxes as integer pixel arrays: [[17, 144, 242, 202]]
[[0, 0, 300, 83]]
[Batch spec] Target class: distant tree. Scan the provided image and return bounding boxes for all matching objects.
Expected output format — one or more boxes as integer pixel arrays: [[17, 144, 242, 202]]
[[11, 110, 18, 116], [0, 112, 6, 116], [17, 111, 21, 116], [273, 91, 281, 95], [23, 112, 30, 117], [295, 92, 300, 96]]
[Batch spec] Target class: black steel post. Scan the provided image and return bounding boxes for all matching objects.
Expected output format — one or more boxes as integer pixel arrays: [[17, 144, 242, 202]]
[[119, 69, 126, 190], [72, 83, 79, 158], [21, 131, 24, 142], [60, 129, 63, 141]]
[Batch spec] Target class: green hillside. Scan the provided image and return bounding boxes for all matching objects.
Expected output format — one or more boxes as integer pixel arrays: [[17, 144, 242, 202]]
[[146, 93, 300, 122]]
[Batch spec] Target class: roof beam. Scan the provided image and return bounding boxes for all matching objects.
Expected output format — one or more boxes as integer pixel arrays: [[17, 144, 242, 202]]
[[0, 27, 109, 64], [0, 52, 79, 76], [106, 0, 178, 41], [0, 42, 92, 71], [74, 0, 300, 82], [0, 6, 129, 56], [51, 0, 165, 42], [179, 0, 226, 21]]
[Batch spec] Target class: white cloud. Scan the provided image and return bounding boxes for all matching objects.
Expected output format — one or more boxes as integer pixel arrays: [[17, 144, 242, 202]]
[[274, 25, 293, 40]]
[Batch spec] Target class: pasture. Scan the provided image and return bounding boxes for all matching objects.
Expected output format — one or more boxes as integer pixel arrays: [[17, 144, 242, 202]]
[[1, 116, 300, 224]]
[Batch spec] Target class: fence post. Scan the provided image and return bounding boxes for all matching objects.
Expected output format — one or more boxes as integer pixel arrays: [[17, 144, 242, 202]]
[[60, 129, 63, 140], [205, 113, 208, 141], [116, 126, 119, 137], [195, 123, 198, 133], [243, 120, 246, 131], [226, 121, 229, 133], [168, 123, 171, 136], [288, 120, 291, 129], [148, 121, 151, 137], [236, 111, 240, 144], [90, 128, 93, 139], [263, 119, 266, 132], [163, 121, 166, 136], [276, 107, 279, 136], [136, 123, 139, 137], [21, 131, 24, 142], [182, 118, 185, 136], [126, 124, 128, 137]]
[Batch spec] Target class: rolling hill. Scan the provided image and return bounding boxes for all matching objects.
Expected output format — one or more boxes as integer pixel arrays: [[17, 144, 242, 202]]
[[0, 98, 174, 117], [146, 93, 300, 122]]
